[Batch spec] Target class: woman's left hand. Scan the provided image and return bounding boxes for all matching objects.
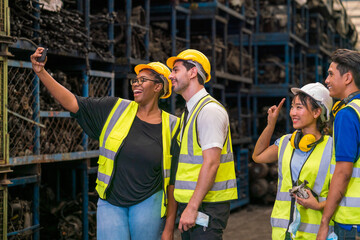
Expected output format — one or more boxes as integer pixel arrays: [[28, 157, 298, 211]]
[[296, 189, 321, 210]]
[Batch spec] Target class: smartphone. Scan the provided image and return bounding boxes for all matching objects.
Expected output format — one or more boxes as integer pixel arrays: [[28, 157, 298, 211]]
[[37, 48, 48, 62]]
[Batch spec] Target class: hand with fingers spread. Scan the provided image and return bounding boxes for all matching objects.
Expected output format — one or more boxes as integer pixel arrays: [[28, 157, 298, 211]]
[[267, 98, 286, 127], [30, 47, 47, 73]]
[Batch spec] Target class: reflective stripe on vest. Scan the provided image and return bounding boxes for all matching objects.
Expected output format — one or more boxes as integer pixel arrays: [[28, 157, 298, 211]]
[[331, 99, 360, 224], [96, 98, 180, 218], [174, 95, 237, 203], [97, 99, 134, 187], [271, 134, 332, 239], [179, 154, 234, 164]]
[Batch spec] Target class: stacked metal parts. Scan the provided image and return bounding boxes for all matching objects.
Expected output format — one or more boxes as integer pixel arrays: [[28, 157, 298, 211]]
[[8, 66, 36, 157], [3, 0, 359, 239], [250, 0, 358, 205], [249, 162, 278, 204]]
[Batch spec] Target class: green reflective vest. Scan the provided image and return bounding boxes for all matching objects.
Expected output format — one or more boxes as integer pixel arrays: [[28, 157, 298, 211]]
[[331, 99, 360, 224], [174, 95, 238, 203], [271, 134, 332, 240], [96, 98, 180, 217]]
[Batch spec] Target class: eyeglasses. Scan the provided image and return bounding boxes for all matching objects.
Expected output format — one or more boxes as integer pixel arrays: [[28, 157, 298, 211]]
[[130, 77, 161, 85]]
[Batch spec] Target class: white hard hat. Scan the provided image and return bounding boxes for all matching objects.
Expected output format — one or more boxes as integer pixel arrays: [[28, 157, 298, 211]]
[[291, 82, 333, 122]]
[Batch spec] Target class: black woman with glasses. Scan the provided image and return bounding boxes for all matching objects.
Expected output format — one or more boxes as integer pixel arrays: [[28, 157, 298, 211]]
[[31, 47, 180, 240]]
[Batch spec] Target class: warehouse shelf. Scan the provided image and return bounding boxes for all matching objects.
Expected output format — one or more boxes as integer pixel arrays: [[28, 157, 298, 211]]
[[7, 168, 40, 240], [9, 151, 99, 166], [112, 0, 151, 100], [230, 148, 250, 209], [182, 1, 246, 21], [5, 1, 113, 237], [308, 13, 335, 54], [215, 71, 252, 84], [5, 1, 360, 239], [6, 59, 110, 164], [8, 175, 38, 186], [255, 0, 309, 45], [10, 40, 84, 59], [306, 52, 330, 84], [114, 0, 150, 63], [250, 85, 292, 138], [150, 3, 191, 114], [176, 1, 253, 210], [253, 32, 308, 48]]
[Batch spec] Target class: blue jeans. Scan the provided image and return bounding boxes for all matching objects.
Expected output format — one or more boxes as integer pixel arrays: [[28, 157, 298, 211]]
[[97, 190, 164, 240], [334, 223, 360, 240]]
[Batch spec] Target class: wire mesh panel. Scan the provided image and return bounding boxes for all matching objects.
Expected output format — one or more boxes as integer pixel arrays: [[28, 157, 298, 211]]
[[87, 74, 112, 151], [40, 70, 82, 111], [8, 66, 37, 158], [40, 117, 84, 154], [88, 75, 112, 98]]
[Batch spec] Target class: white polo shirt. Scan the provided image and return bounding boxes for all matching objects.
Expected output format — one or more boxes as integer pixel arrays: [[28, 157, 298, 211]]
[[181, 88, 229, 151]]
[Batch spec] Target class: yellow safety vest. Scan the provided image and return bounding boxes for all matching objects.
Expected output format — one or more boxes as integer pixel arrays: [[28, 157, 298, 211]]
[[271, 134, 332, 240], [96, 98, 180, 217], [331, 99, 360, 224], [174, 95, 238, 203]]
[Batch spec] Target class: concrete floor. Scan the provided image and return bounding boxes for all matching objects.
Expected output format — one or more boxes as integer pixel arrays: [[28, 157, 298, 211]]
[[174, 204, 273, 240]]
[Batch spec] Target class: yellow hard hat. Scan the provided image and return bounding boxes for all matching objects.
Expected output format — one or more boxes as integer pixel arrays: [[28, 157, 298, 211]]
[[134, 62, 172, 99], [167, 49, 211, 83]]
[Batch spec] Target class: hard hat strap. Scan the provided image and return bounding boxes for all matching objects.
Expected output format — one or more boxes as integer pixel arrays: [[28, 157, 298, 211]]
[[187, 60, 206, 82], [159, 75, 168, 97], [314, 100, 328, 122]]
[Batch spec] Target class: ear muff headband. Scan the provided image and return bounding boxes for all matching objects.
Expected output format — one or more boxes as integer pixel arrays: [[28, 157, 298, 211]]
[[332, 91, 360, 117], [290, 130, 302, 149], [290, 130, 324, 152], [332, 100, 345, 117]]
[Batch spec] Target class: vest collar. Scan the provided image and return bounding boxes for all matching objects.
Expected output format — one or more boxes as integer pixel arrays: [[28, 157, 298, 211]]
[[186, 88, 208, 115]]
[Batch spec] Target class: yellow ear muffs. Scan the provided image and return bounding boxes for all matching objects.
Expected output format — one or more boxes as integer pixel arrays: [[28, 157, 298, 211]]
[[290, 130, 302, 149], [290, 130, 321, 152], [298, 134, 317, 152]]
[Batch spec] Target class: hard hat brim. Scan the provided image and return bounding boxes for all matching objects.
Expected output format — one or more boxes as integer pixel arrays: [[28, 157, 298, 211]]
[[166, 57, 180, 70], [134, 64, 157, 75], [291, 87, 318, 102]]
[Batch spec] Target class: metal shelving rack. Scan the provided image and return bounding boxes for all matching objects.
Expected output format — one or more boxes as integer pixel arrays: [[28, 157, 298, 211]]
[[0, 0, 11, 238], [114, 0, 150, 99], [251, 0, 309, 138], [150, 3, 191, 114], [6, 0, 360, 238], [231, 147, 250, 209], [306, 12, 334, 85], [178, 0, 252, 209], [5, 0, 115, 238]]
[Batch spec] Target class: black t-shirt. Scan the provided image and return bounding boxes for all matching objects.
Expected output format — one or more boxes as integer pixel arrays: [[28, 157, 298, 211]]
[[107, 116, 162, 206], [71, 96, 179, 206]]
